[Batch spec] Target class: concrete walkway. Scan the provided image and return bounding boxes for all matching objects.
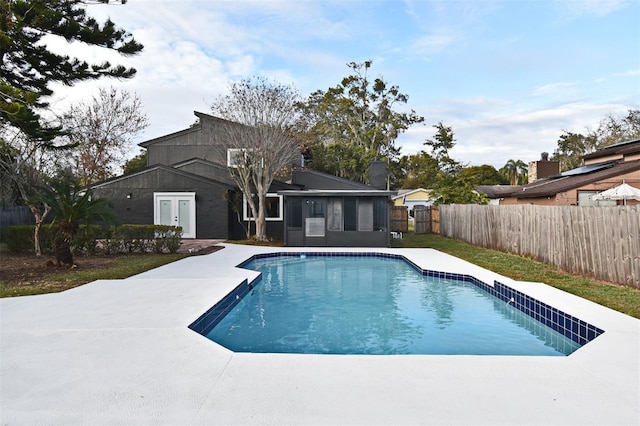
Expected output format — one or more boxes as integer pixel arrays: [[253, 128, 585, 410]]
[[1, 244, 638, 425]]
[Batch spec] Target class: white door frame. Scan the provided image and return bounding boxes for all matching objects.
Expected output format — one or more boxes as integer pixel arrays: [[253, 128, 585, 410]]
[[153, 192, 196, 239]]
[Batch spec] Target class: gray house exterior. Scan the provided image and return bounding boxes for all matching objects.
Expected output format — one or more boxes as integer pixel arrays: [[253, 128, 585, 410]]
[[91, 112, 396, 247], [280, 166, 396, 247]]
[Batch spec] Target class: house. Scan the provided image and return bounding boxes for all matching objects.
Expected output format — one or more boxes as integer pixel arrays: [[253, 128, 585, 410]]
[[477, 139, 640, 206], [391, 188, 433, 215], [91, 112, 396, 246], [279, 164, 396, 247]]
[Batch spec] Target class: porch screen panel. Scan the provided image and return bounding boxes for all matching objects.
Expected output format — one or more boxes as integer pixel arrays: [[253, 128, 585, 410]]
[[178, 200, 190, 234], [373, 198, 387, 231], [305, 199, 325, 237], [357, 198, 373, 231], [327, 198, 343, 231], [287, 198, 303, 229], [344, 198, 357, 231]]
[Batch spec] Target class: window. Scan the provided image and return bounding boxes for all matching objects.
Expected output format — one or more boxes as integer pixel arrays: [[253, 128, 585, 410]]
[[227, 148, 248, 168], [243, 194, 283, 221], [325, 197, 387, 232], [578, 191, 616, 207]]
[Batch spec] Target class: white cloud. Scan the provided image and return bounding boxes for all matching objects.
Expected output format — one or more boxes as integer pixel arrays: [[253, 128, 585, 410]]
[[533, 82, 578, 97], [397, 99, 635, 168], [33, 0, 639, 168], [552, 0, 632, 19], [408, 31, 457, 58]]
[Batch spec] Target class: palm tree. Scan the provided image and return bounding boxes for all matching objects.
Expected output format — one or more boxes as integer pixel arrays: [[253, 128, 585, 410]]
[[500, 159, 528, 185], [39, 180, 118, 266]]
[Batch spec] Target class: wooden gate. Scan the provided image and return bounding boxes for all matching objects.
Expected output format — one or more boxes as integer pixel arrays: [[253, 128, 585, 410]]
[[414, 206, 430, 234], [431, 206, 440, 234], [391, 206, 408, 232]]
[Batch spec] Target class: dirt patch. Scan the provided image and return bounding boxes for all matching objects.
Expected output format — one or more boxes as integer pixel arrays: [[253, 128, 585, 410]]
[[0, 253, 124, 289], [0, 244, 223, 295]]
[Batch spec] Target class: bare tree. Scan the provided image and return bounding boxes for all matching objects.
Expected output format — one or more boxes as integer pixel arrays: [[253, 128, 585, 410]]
[[58, 87, 149, 185], [211, 77, 301, 241], [0, 131, 60, 256]]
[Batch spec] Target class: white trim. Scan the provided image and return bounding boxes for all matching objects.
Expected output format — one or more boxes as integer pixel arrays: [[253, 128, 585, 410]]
[[242, 193, 283, 221], [391, 188, 432, 200], [227, 148, 246, 168], [153, 192, 196, 238]]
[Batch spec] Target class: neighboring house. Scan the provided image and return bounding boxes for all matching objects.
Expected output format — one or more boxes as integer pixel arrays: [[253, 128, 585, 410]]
[[477, 139, 640, 206], [91, 112, 396, 246], [391, 188, 433, 214]]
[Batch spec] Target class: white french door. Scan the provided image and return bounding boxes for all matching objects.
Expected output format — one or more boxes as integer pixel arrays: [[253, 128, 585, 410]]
[[153, 192, 196, 238]]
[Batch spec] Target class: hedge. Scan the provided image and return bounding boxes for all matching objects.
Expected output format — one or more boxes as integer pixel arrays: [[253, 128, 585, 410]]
[[3, 224, 183, 255]]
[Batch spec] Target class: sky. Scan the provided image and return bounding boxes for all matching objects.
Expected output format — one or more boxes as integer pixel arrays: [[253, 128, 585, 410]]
[[47, 0, 639, 169]]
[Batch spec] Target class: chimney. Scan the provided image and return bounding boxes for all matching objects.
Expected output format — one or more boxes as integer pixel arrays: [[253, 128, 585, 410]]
[[528, 152, 559, 183], [368, 161, 387, 190]]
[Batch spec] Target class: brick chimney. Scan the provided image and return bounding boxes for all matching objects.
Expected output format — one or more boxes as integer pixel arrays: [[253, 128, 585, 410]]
[[368, 161, 387, 190], [528, 152, 559, 183]]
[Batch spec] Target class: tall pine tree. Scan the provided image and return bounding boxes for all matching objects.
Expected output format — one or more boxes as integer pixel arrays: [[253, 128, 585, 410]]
[[0, 0, 143, 142]]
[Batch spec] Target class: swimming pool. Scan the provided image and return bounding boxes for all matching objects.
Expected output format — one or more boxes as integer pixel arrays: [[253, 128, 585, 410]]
[[190, 253, 604, 355]]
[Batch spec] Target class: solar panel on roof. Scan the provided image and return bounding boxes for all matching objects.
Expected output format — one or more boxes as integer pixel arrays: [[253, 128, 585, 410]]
[[560, 161, 616, 177]]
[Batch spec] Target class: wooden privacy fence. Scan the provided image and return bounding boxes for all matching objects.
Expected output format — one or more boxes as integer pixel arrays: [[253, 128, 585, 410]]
[[414, 206, 439, 234], [390, 206, 408, 232], [438, 204, 640, 288], [0, 206, 34, 237]]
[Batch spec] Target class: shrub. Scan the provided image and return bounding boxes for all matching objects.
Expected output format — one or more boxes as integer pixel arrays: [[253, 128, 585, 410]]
[[4, 224, 183, 255], [72, 225, 107, 256], [4, 225, 56, 254]]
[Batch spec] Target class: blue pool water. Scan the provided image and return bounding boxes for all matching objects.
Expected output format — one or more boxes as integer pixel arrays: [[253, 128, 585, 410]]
[[205, 255, 584, 355]]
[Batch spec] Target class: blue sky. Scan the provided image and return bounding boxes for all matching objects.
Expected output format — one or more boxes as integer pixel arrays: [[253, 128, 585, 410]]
[[49, 0, 639, 169]]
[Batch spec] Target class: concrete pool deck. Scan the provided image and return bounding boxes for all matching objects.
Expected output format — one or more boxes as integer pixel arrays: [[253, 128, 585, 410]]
[[1, 244, 638, 425]]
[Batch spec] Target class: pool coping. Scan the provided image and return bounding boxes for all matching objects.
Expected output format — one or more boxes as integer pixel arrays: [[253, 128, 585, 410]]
[[1, 244, 638, 425]]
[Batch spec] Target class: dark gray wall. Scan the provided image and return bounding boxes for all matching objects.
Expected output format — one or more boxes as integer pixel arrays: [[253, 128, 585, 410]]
[[92, 167, 233, 239], [368, 161, 387, 190], [143, 113, 229, 167], [282, 195, 390, 247]]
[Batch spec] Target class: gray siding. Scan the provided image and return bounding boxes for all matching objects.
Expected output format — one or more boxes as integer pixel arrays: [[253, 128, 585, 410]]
[[92, 167, 233, 239], [144, 114, 228, 167]]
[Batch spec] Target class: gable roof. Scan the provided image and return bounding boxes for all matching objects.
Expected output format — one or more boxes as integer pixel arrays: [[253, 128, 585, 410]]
[[171, 157, 236, 186], [475, 185, 519, 199], [582, 138, 640, 161], [478, 159, 640, 199], [391, 188, 431, 200], [91, 162, 298, 193], [292, 168, 371, 190], [90, 164, 237, 190], [137, 111, 234, 149]]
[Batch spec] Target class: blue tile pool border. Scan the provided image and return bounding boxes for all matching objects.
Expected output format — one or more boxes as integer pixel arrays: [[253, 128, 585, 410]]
[[189, 252, 604, 347]]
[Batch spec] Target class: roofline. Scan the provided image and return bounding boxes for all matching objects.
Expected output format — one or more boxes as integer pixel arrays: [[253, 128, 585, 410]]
[[391, 188, 430, 200], [582, 138, 640, 160], [513, 160, 640, 198], [137, 111, 237, 148], [278, 190, 396, 196], [90, 164, 236, 189], [293, 168, 372, 189]]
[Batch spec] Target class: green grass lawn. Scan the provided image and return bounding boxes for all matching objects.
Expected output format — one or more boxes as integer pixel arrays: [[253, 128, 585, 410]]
[[0, 253, 188, 298], [393, 232, 640, 319], [3, 235, 638, 319]]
